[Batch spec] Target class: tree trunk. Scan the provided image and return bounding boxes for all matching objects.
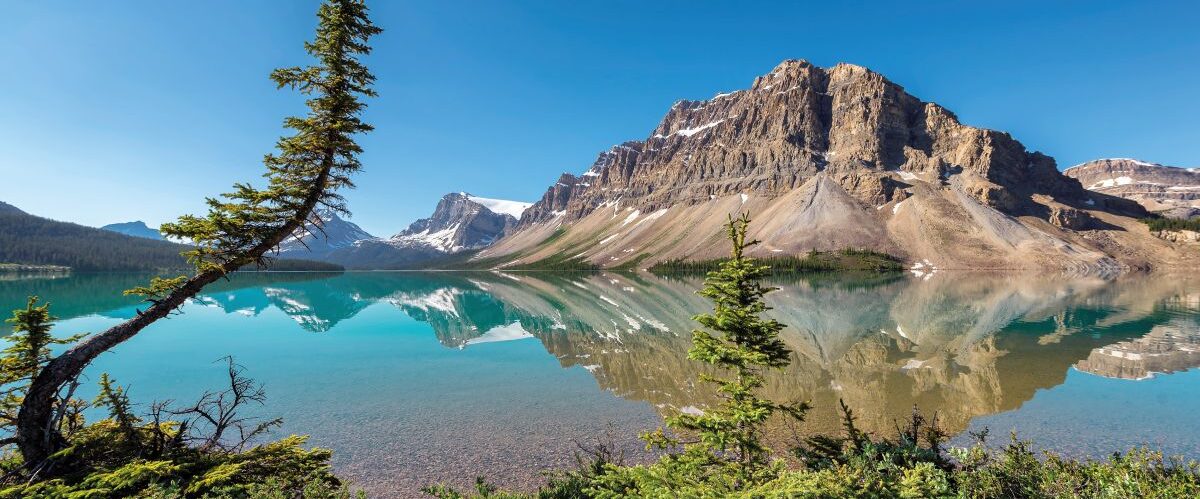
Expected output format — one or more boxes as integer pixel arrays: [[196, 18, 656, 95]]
[[16, 170, 331, 466]]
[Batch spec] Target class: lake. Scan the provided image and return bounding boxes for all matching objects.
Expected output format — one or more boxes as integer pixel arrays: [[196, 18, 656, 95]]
[[3, 270, 1200, 497]]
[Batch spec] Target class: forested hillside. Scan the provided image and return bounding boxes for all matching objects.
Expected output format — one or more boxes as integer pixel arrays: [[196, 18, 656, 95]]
[[0, 203, 189, 271], [1, 204, 346, 272]]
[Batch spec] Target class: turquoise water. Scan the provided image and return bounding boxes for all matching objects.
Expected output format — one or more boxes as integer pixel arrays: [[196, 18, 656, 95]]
[[2, 271, 1199, 496]]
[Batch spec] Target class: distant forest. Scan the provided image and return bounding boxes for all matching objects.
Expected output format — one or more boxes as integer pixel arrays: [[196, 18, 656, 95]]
[[0, 208, 190, 271], [1143, 217, 1200, 232], [0, 206, 342, 272]]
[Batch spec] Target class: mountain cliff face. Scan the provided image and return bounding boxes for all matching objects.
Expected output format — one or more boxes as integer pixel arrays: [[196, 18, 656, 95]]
[[288, 193, 530, 269], [388, 192, 524, 252], [485, 60, 1189, 271], [1064, 158, 1200, 219], [100, 221, 164, 240]]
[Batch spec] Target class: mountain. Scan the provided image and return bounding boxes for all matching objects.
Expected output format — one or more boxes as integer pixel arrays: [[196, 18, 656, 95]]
[[284, 193, 531, 269], [482, 59, 1189, 271], [277, 210, 375, 257], [0, 202, 344, 272], [0, 201, 23, 214], [100, 221, 164, 240], [0, 202, 189, 271], [388, 192, 526, 252], [1063, 158, 1200, 219]]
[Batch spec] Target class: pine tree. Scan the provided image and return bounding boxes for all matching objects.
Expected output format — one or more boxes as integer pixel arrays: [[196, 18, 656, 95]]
[[17, 0, 381, 466], [0, 298, 82, 447], [94, 373, 142, 448], [654, 213, 809, 487]]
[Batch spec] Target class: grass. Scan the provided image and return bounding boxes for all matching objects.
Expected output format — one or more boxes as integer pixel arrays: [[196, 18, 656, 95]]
[[649, 248, 905, 275]]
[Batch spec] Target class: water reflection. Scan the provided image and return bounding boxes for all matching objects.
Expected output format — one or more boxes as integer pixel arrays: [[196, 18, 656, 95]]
[[1075, 325, 1200, 380], [7, 270, 1198, 442]]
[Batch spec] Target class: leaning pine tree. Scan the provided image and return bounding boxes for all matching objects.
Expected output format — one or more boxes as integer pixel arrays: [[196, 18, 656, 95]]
[[16, 0, 380, 467], [595, 214, 809, 495]]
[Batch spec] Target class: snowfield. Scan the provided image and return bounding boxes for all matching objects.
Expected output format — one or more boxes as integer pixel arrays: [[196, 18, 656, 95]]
[[465, 194, 533, 220]]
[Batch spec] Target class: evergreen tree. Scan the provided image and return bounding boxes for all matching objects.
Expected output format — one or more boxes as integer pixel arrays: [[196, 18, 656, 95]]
[[17, 0, 381, 467], [638, 213, 809, 490], [0, 298, 82, 447], [94, 373, 141, 448]]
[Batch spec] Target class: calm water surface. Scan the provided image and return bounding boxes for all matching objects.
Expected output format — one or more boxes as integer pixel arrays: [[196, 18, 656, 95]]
[[2, 271, 1199, 497]]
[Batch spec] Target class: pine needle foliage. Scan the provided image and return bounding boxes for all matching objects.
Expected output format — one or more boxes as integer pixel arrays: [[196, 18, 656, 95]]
[[94, 373, 141, 447], [0, 298, 83, 440], [159, 0, 381, 272], [635, 213, 809, 490], [16, 0, 382, 466], [1, 300, 352, 497]]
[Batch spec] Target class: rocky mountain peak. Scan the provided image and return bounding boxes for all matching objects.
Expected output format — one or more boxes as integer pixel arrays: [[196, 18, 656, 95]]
[[390, 192, 527, 253], [484, 60, 1181, 271], [517, 59, 1119, 230], [278, 210, 375, 256], [1065, 158, 1200, 219]]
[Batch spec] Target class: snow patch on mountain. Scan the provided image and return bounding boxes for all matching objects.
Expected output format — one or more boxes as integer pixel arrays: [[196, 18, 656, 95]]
[[279, 210, 375, 254], [390, 223, 463, 253], [654, 119, 724, 139], [465, 194, 532, 220], [1089, 176, 1135, 188]]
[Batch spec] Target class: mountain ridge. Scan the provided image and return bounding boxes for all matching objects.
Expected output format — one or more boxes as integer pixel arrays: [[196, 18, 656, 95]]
[[480, 59, 1187, 271], [0, 202, 189, 271], [1064, 158, 1200, 220], [277, 210, 376, 256], [279, 192, 530, 269], [100, 221, 165, 240]]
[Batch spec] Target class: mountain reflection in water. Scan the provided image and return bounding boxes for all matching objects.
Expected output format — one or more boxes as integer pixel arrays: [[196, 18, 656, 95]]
[[7, 270, 1199, 444]]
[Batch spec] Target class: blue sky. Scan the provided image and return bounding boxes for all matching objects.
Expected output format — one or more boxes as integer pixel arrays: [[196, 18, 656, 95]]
[[1, 0, 1197, 236]]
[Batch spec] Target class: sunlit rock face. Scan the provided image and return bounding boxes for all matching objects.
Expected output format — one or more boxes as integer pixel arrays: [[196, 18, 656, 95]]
[[484, 60, 1188, 272]]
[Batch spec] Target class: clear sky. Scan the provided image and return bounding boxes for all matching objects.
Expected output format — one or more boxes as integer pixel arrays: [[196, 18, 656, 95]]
[[2, 0, 1197, 236]]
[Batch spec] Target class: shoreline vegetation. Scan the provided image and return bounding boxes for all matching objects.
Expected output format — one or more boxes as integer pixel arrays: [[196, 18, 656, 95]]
[[649, 248, 905, 275], [426, 246, 905, 274], [0, 264, 70, 273], [0, 259, 346, 274], [420, 217, 1200, 498]]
